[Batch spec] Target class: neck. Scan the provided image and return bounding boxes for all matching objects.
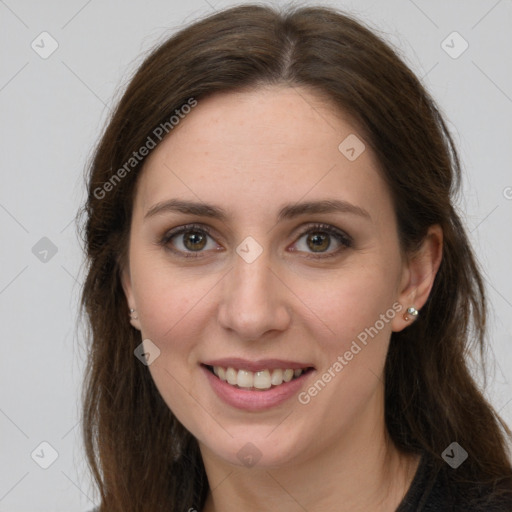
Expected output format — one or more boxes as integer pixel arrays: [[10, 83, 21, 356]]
[[199, 394, 420, 512]]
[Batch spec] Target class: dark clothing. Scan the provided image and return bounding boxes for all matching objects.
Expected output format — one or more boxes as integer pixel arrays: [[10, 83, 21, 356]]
[[396, 452, 512, 511]]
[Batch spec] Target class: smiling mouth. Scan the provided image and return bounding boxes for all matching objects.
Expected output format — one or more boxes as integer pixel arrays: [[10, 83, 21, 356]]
[[204, 364, 315, 391]]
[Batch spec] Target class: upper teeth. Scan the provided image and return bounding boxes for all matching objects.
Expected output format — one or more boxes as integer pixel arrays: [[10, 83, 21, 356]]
[[212, 366, 306, 390]]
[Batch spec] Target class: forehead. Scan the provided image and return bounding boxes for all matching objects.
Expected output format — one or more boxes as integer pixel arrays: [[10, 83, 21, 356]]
[[135, 86, 393, 225]]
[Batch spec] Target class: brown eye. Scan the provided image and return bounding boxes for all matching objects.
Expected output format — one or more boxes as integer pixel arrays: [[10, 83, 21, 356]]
[[182, 230, 207, 251], [160, 224, 218, 257], [306, 232, 331, 252], [292, 223, 352, 258]]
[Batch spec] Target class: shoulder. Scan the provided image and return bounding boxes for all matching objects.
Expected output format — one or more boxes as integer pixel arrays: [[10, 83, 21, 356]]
[[423, 472, 512, 511], [425, 465, 512, 511], [398, 452, 512, 512]]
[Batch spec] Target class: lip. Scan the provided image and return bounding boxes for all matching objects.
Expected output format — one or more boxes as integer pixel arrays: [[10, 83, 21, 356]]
[[201, 363, 315, 412], [202, 358, 314, 372]]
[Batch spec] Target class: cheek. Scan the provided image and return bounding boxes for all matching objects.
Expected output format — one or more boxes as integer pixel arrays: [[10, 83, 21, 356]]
[[131, 264, 217, 434], [131, 254, 215, 344], [129, 255, 221, 366], [294, 266, 399, 417], [308, 264, 399, 348], [296, 266, 399, 416]]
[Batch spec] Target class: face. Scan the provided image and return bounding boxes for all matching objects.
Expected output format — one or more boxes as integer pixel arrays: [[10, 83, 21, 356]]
[[122, 86, 417, 469]]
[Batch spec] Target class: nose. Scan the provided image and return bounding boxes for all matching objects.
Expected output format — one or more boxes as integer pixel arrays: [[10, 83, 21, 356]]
[[217, 247, 292, 341]]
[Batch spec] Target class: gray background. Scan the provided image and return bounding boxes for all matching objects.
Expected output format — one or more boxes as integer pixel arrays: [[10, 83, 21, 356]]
[[0, 0, 511, 509]]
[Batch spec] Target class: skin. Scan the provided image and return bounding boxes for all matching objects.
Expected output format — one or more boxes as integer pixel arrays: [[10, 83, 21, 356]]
[[121, 85, 443, 511]]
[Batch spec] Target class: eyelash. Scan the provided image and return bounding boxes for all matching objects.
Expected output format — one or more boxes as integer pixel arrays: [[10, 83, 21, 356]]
[[158, 222, 353, 259]]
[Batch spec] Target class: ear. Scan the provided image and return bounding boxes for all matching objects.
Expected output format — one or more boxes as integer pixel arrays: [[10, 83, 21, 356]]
[[391, 224, 443, 332], [120, 264, 141, 331]]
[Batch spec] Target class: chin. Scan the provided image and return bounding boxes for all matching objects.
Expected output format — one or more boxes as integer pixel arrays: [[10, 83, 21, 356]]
[[197, 423, 313, 470]]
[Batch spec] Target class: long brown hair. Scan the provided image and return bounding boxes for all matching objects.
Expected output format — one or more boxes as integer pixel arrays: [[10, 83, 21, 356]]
[[78, 4, 512, 511]]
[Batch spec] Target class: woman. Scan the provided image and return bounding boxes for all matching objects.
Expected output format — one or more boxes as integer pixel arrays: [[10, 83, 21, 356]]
[[79, 4, 512, 511]]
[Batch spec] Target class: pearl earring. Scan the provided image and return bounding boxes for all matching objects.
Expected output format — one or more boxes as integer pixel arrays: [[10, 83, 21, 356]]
[[129, 308, 138, 320], [403, 306, 419, 321]]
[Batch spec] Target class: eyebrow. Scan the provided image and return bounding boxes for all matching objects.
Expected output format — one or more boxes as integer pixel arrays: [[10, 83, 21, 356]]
[[144, 198, 371, 222]]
